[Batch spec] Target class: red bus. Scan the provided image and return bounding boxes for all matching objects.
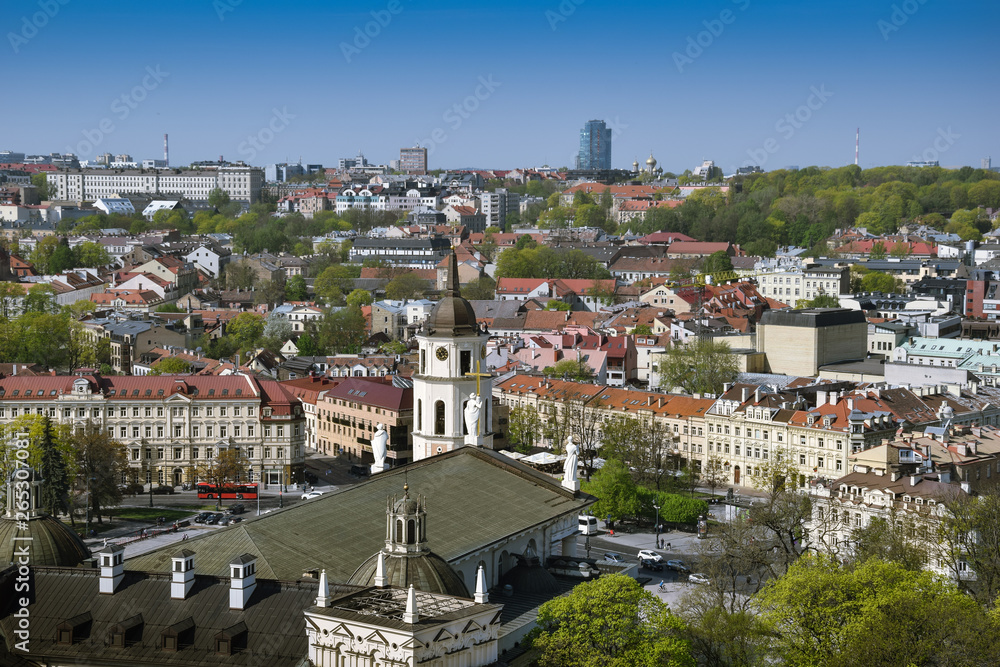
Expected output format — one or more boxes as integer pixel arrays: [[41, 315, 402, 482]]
[[197, 483, 258, 500]]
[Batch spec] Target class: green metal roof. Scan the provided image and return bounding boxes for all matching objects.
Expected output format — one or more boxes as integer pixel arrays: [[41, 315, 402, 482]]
[[127, 447, 594, 582]]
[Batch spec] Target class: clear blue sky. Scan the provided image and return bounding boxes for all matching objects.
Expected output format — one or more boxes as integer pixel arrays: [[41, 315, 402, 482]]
[[6, 0, 997, 173]]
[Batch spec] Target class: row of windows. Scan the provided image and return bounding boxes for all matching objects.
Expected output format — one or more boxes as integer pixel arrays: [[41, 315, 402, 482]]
[[0, 404, 256, 418], [131, 445, 285, 461]]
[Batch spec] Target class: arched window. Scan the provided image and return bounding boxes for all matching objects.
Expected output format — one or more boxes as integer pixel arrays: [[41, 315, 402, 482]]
[[417, 400, 422, 432], [407, 519, 415, 544], [396, 519, 403, 543], [434, 401, 445, 435]]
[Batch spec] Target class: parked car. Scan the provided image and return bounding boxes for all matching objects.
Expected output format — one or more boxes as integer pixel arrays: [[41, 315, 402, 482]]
[[205, 513, 222, 525], [349, 465, 370, 477], [229, 516, 243, 524], [666, 560, 690, 573], [151, 485, 175, 495], [193, 512, 213, 524], [227, 504, 245, 515], [219, 516, 232, 526], [120, 483, 145, 497], [637, 550, 663, 562], [641, 558, 663, 572], [688, 573, 710, 585], [301, 491, 325, 501], [603, 552, 626, 563]]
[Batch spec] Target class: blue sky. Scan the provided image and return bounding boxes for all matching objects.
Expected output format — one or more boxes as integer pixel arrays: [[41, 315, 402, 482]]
[[5, 0, 997, 173]]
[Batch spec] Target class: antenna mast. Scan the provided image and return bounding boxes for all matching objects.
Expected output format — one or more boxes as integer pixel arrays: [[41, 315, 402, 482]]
[[164, 133, 169, 166], [855, 128, 859, 166]]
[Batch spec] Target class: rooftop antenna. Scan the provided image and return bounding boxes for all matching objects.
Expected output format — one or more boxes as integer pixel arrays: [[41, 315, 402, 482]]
[[855, 128, 859, 166]]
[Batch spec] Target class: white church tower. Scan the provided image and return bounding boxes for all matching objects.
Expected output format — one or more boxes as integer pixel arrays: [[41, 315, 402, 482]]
[[412, 252, 493, 461]]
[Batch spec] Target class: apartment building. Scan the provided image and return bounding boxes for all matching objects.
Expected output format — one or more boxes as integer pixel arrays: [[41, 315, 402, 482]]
[[756, 264, 850, 303], [46, 165, 264, 204], [0, 374, 306, 488], [315, 377, 413, 463]]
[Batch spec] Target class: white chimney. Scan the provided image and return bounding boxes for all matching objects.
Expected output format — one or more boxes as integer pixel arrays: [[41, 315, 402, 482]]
[[817, 390, 827, 407], [829, 391, 839, 405], [315, 569, 330, 607], [229, 554, 257, 610], [170, 549, 195, 600], [754, 387, 761, 403], [474, 565, 488, 604], [402, 584, 419, 624], [374, 551, 387, 588], [741, 387, 749, 402], [99, 544, 126, 594]]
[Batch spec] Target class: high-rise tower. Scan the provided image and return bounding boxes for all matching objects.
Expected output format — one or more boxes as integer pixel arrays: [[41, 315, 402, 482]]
[[576, 120, 612, 170]]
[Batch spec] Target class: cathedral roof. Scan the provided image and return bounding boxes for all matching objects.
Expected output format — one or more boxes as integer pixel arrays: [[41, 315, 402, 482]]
[[0, 514, 90, 568], [425, 252, 478, 337]]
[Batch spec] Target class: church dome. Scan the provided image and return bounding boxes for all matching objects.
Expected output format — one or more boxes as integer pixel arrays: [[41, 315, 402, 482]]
[[349, 550, 469, 597], [646, 153, 657, 168], [2, 469, 90, 567], [426, 252, 478, 337]]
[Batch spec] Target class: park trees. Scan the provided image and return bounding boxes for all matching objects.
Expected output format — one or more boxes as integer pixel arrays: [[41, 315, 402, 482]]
[[385, 273, 429, 301], [543, 358, 594, 381], [938, 488, 1000, 605], [72, 422, 128, 526], [532, 574, 694, 667], [507, 406, 542, 454], [149, 357, 194, 375], [284, 274, 308, 301], [197, 447, 250, 510], [656, 338, 738, 396]]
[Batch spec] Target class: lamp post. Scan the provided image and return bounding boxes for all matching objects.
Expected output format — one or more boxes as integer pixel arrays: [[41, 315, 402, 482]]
[[148, 470, 154, 507], [653, 502, 661, 547]]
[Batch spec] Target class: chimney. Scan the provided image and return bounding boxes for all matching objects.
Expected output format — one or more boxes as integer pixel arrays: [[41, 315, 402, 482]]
[[171, 549, 196, 600], [647, 396, 654, 406], [402, 584, 419, 624], [817, 390, 827, 407], [939, 471, 951, 484], [829, 391, 839, 405], [723, 382, 732, 393], [474, 565, 489, 604], [99, 544, 126, 594], [741, 387, 749, 402], [229, 554, 257, 610], [754, 387, 761, 403], [847, 397, 855, 411], [315, 569, 330, 607], [658, 396, 665, 408], [909, 474, 921, 486]]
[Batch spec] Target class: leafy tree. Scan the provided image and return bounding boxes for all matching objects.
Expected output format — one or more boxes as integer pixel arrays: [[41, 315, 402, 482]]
[[755, 556, 999, 667], [462, 275, 496, 300], [939, 488, 1000, 605], [868, 240, 888, 260], [253, 278, 286, 307], [226, 312, 265, 350], [23, 284, 58, 314], [31, 172, 51, 199], [314, 265, 356, 303], [507, 405, 542, 454], [850, 512, 928, 571], [48, 239, 78, 274], [155, 303, 184, 313], [859, 271, 901, 293], [800, 293, 840, 308], [76, 241, 112, 267], [379, 340, 408, 355], [284, 274, 308, 301], [532, 574, 694, 667], [295, 332, 319, 356], [346, 288, 374, 309], [632, 324, 653, 335], [385, 273, 430, 301], [29, 235, 61, 274], [583, 458, 642, 523], [73, 422, 128, 525], [543, 358, 594, 381], [37, 417, 71, 518], [700, 250, 734, 276], [656, 339, 738, 396], [262, 314, 293, 344], [0, 282, 24, 318], [544, 299, 571, 311], [316, 306, 367, 354], [208, 187, 231, 209], [225, 260, 258, 290], [149, 357, 193, 375]]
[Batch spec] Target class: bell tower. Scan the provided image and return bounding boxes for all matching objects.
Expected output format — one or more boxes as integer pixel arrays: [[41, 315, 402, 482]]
[[411, 252, 492, 461]]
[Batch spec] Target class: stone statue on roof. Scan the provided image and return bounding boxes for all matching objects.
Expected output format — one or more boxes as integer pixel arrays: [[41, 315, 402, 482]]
[[562, 436, 579, 492], [371, 423, 388, 474]]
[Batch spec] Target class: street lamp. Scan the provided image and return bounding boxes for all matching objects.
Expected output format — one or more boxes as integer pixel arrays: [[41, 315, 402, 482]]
[[653, 502, 661, 547]]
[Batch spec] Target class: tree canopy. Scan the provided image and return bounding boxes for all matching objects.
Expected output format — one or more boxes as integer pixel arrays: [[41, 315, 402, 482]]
[[656, 338, 738, 396]]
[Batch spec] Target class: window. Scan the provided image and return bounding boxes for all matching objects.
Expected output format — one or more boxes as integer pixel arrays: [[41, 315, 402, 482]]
[[277, 448, 284, 460], [132, 426, 140, 438], [174, 425, 182, 438], [157, 426, 164, 438], [132, 449, 139, 460], [435, 400, 446, 435], [206, 426, 213, 438], [174, 447, 182, 460], [145, 407, 152, 418], [145, 426, 152, 438], [120, 427, 127, 438], [207, 407, 214, 417], [734, 445, 741, 456], [234, 407, 241, 417], [234, 425, 241, 437], [192, 447, 199, 459], [145, 448, 151, 459], [156, 447, 163, 459], [119, 407, 127, 417], [220, 407, 227, 417], [248, 425, 255, 438], [248, 407, 255, 416], [132, 407, 139, 417], [193, 426, 200, 438], [264, 447, 271, 459], [800, 454, 806, 465], [277, 426, 284, 438], [264, 426, 271, 438], [220, 426, 227, 438], [247, 446, 254, 459]]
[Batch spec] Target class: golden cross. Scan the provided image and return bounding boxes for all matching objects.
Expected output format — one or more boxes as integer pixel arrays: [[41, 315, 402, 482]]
[[465, 359, 492, 432]]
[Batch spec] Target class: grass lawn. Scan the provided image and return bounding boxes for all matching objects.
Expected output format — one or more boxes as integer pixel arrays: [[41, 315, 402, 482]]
[[113, 508, 198, 523]]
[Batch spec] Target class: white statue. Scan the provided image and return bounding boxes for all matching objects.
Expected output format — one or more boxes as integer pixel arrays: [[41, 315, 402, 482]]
[[371, 423, 388, 471], [563, 436, 579, 484], [464, 393, 483, 437]]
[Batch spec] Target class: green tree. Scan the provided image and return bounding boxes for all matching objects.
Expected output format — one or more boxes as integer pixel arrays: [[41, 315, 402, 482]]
[[346, 288, 374, 309], [295, 332, 320, 356], [868, 240, 888, 260], [462, 275, 496, 300], [859, 271, 901, 293], [23, 284, 58, 314], [507, 405, 542, 454], [226, 312, 265, 350], [155, 303, 184, 313], [850, 512, 928, 571], [37, 416, 71, 518], [149, 357, 193, 375], [197, 447, 250, 510], [385, 273, 430, 301], [284, 274, 308, 301], [582, 458, 642, 523], [700, 250, 734, 276], [532, 574, 694, 667], [656, 339, 738, 395], [316, 306, 367, 354], [938, 489, 1000, 605], [30, 172, 51, 200], [314, 265, 355, 303], [632, 324, 654, 335], [48, 239, 78, 274], [543, 358, 594, 381], [29, 235, 61, 274], [208, 187, 231, 209], [73, 422, 128, 526], [801, 293, 840, 308], [755, 556, 999, 667]]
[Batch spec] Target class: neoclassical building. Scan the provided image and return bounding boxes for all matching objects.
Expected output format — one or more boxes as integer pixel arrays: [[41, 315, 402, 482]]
[[0, 374, 306, 488]]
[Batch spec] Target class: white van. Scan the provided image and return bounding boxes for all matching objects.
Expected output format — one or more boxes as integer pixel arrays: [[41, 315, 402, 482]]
[[578, 515, 598, 535]]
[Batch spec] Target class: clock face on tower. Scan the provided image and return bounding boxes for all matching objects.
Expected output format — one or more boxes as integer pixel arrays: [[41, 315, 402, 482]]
[[435, 347, 449, 361]]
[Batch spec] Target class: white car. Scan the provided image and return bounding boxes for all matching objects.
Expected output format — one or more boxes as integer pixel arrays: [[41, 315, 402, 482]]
[[301, 491, 326, 500], [637, 550, 663, 562], [688, 573, 710, 585]]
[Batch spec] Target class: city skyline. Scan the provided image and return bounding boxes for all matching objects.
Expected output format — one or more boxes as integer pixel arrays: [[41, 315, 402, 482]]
[[4, 0, 997, 173]]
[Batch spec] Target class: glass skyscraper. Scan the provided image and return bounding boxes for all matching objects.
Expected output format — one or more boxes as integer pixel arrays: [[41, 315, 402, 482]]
[[576, 120, 612, 170]]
